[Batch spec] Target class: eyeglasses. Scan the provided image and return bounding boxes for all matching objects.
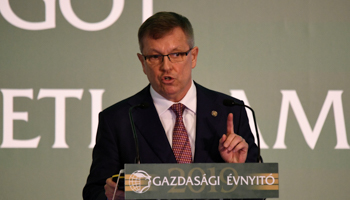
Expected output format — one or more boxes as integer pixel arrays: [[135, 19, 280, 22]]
[[142, 48, 193, 65]]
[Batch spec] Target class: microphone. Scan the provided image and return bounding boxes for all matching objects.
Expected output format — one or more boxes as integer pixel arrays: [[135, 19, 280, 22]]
[[129, 102, 149, 164], [223, 99, 262, 163], [111, 102, 149, 192]]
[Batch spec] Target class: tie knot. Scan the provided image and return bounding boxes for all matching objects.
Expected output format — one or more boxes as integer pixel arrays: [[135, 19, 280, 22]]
[[170, 103, 185, 117]]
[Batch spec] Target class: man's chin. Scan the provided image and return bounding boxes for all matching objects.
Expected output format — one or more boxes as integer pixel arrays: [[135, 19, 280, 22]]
[[161, 90, 182, 102]]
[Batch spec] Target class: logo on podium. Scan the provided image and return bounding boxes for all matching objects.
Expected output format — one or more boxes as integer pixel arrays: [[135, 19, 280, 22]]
[[129, 170, 152, 193]]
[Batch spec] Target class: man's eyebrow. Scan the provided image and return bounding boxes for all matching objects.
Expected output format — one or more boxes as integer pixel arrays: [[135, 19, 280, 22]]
[[146, 47, 185, 55], [171, 47, 187, 52], [146, 48, 163, 54]]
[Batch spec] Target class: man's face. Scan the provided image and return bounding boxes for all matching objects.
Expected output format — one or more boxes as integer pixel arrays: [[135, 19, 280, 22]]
[[137, 27, 199, 102]]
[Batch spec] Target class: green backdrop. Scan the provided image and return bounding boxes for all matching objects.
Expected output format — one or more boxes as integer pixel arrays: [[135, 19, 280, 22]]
[[1, 0, 349, 199]]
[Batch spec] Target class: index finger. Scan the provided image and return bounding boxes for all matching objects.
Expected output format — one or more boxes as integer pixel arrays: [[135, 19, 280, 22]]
[[226, 113, 234, 135]]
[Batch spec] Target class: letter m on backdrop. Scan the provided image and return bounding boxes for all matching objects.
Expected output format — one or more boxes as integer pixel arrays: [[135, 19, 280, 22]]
[[273, 90, 350, 149]]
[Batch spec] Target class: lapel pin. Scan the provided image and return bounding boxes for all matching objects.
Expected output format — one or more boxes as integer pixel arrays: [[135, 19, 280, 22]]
[[211, 110, 218, 117]]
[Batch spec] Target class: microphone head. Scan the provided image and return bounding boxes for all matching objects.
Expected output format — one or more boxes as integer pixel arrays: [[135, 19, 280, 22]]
[[223, 99, 235, 107]]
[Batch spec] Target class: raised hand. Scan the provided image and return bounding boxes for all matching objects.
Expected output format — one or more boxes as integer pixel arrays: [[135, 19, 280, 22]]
[[218, 113, 248, 163]]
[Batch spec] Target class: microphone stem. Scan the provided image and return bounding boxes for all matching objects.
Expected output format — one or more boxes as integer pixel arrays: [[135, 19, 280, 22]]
[[244, 105, 261, 163], [129, 105, 140, 164]]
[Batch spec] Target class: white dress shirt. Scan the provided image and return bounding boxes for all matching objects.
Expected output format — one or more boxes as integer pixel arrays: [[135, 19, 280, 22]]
[[150, 81, 197, 159]]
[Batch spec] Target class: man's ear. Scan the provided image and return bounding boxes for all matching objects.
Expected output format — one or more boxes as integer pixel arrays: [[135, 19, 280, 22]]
[[137, 53, 147, 74], [191, 46, 199, 69]]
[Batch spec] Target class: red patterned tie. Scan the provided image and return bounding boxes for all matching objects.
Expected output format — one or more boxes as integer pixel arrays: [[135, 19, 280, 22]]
[[170, 103, 192, 163]]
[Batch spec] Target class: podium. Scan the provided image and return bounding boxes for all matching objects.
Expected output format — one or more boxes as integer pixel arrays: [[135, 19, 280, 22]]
[[120, 163, 278, 199]]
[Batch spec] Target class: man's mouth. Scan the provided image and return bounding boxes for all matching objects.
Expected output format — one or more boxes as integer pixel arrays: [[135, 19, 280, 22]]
[[164, 76, 173, 81]]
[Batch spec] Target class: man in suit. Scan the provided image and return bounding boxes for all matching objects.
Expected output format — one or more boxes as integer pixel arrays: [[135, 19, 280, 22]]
[[83, 12, 260, 200]]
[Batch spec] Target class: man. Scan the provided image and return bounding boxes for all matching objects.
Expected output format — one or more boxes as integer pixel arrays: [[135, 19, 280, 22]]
[[83, 12, 260, 200]]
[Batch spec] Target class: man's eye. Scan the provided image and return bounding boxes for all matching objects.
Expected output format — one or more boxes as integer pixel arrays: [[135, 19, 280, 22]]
[[149, 55, 161, 60], [150, 55, 160, 59], [170, 53, 182, 57]]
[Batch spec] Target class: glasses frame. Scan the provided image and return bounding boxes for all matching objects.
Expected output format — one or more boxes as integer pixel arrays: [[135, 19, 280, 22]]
[[142, 48, 193, 65]]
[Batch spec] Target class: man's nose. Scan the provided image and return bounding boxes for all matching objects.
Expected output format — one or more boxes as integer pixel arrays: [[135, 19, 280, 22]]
[[160, 55, 172, 71]]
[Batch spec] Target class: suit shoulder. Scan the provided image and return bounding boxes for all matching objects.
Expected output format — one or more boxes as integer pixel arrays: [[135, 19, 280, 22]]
[[100, 85, 150, 116], [195, 82, 244, 104]]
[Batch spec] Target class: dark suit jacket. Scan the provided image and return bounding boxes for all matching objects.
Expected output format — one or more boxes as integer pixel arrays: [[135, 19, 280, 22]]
[[83, 82, 259, 200]]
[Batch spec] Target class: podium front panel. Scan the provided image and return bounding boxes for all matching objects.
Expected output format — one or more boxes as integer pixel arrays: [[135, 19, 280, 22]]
[[124, 163, 279, 199]]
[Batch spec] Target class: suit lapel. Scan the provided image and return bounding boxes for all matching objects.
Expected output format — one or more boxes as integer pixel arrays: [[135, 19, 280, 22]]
[[194, 83, 225, 163], [129, 86, 176, 163]]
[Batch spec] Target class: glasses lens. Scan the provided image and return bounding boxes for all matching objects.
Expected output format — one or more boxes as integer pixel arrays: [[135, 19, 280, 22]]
[[147, 55, 162, 65], [169, 53, 185, 63]]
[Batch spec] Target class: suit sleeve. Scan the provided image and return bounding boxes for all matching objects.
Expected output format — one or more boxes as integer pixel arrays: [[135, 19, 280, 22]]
[[82, 112, 121, 200]]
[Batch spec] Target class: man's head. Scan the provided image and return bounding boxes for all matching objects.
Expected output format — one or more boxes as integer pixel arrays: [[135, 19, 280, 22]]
[[138, 12, 194, 54], [137, 12, 199, 102]]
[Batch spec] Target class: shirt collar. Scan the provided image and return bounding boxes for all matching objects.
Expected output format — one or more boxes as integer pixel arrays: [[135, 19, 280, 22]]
[[150, 81, 197, 115]]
